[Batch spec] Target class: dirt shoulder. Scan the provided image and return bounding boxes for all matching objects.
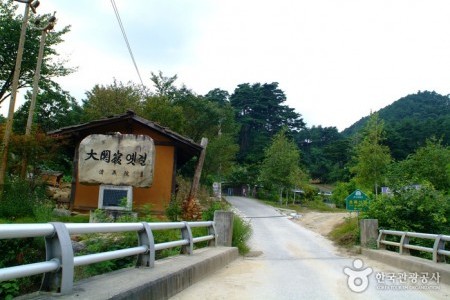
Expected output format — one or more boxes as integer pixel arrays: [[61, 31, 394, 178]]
[[293, 210, 350, 236]]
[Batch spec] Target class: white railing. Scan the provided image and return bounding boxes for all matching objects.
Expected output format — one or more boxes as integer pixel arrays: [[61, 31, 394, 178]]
[[377, 229, 450, 263], [0, 220, 216, 295]]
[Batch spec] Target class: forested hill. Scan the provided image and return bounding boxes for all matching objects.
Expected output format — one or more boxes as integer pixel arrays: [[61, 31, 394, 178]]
[[342, 91, 450, 160]]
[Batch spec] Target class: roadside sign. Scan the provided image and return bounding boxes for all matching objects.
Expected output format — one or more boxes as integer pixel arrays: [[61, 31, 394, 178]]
[[345, 189, 369, 211]]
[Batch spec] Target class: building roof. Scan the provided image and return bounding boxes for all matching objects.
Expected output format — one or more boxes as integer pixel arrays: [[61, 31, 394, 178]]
[[48, 111, 203, 166]]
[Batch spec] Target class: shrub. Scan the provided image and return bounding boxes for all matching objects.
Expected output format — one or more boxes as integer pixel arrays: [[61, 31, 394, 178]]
[[75, 232, 137, 279], [232, 215, 252, 255], [328, 217, 359, 247], [202, 200, 227, 221], [331, 181, 357, 208], [302, 197, 336, 212], [0, 238, 45, 297], [165, 198, 182, 221], [362, 183, 450, 234], [0, 176, 53, 222]]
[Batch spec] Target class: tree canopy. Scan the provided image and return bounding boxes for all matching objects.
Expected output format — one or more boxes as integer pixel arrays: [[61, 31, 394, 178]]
[[13, 84, 82, 133], [259, 128, 305, 201], [230, 82, 305, 164], [0, 0, 73, 104], [350, 113, 391, 193], [81, 79, 148, 121]]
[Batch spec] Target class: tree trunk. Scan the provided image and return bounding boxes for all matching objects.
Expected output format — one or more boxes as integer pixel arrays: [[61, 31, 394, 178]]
[[182, 137, 208, 220]]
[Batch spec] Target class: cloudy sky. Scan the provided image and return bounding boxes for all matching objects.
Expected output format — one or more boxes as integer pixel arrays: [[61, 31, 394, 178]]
[[16, 0, 450, 131]]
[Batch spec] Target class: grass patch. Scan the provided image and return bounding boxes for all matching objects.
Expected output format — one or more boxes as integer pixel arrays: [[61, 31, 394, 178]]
[[261, 198, 345, 213], [328, 217, 359, 247], [232, 215, 252, 255]]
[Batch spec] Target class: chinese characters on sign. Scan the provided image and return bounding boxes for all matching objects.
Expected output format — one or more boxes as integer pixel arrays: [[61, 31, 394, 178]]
[[78, 134, 155, 187]]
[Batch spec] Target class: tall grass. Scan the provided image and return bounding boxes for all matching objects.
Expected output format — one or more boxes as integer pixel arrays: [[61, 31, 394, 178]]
[[232, 215, 252, 255], [328, 217, 359, 247]]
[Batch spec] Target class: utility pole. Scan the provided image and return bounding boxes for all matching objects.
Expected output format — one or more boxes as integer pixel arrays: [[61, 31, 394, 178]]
[[26, 13, 56, 136], [0, 0, 40, 191], [21, 13, 57, 178]]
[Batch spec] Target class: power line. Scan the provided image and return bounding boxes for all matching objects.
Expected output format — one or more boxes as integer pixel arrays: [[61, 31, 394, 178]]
[[110, 0, 144, 86]]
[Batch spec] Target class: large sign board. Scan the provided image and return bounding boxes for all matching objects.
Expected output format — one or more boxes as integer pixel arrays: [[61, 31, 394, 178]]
[[78, 134, 155, 187], [345, 189, 369, 211]]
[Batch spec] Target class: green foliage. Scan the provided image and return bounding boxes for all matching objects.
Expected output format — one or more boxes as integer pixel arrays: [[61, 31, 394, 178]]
[[351, 113, 391, 192], [141, 95, 185, 133], [150, 71, 178, 98], [204, 88, 230, 106], [81, 79, 148, 121], [32, 200, 54, 223], [329, 217, 359, 247], [8, 129, 71, 177], [0, 177, 50, 219], [13, 86, 83, 134], [232, 215, 252, 255], [295, 126, 351, 183], [165, 198, 182, 222], [301, 198, 336, 212], [227, 164, 259, 188], [343, 91, 450, 161], [0, 237, 45, 297], [0, 1, 74, 105], [230, 82, 305, 164], [331, 181, 357, 208], [201, 201, 227, 221], [259, 128, 306, 201], [362, 184, 450, 234], [76, 232, 138, 278], [0, 280, 19, 300], [387, 138, 450, 191]]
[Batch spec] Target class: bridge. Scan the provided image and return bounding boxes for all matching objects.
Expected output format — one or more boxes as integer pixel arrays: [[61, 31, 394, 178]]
[[1, 197, 449, 299]]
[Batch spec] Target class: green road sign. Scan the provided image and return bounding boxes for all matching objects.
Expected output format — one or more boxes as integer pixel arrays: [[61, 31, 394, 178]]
[[345, 189, 369, 211]]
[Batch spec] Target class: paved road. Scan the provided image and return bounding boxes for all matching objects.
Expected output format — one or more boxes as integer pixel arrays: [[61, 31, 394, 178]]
[[172, 197, 449, 299]]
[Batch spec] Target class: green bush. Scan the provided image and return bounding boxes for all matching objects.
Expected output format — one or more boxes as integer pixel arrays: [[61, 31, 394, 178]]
[[362, 183, 450, 234], [232, 215, 252, 255], [76, 232, 138, 279], [0, 238, 45, 297], [328, 217, 359, 247], [302, 198, 336, 212], [165, 198, 182, 221], [202, 201, 227, 221], [0, 176, 52, 221], [331, 181, 357, 208]]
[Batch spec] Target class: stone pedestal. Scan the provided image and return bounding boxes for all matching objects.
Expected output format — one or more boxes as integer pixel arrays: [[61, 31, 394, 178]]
[[214, 211, 234, 247], [360, 219, 378, 248]]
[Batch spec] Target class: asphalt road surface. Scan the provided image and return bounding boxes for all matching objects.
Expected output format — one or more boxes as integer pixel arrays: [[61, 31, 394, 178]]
[[172, 196, 449, 300]]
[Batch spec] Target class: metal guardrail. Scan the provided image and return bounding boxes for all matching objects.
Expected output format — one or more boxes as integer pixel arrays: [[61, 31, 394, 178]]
[[377, 229, 450, 263], [0, 221, 216, 295]]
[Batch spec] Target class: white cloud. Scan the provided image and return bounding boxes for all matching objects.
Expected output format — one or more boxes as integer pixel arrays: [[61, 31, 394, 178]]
[[4, 0, 450, 131]]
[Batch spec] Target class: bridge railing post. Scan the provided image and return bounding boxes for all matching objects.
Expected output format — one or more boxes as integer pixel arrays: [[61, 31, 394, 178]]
[[377, 230, 386, 249], [208, 221, 217, 247], [213, 211, 234, 247], [399, 232, 410, 255], [181, 222, 193, 254], [137, 222, 155, 268], [41, 222, 74, 295], [432, 235, 445, 263]]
